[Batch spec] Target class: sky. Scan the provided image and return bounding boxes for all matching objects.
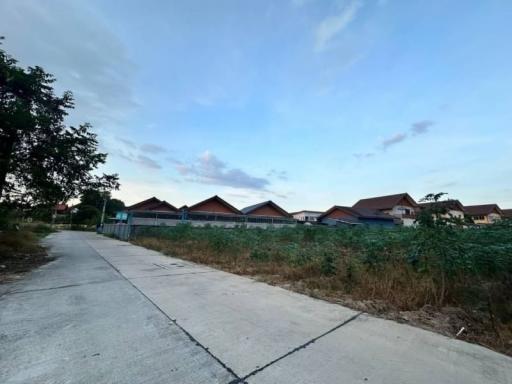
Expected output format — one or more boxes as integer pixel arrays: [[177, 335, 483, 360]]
[[1, 0, 511, 211]]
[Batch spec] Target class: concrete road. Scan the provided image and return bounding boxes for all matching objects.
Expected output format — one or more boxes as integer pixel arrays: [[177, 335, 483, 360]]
[[1, 231, 511, 384]]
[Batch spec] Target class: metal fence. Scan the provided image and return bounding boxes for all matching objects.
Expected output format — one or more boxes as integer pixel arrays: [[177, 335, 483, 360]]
[[103, 223, 131, 240]]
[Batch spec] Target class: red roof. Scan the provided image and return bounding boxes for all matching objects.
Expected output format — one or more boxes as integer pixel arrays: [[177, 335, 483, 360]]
[[241, 201, 292, 218], [54, 203, 68, 212], [127, 197, 178, 212], [464, 204, 503, 216], [318, 206, 395, 221], [187, 195, 242, 215], [418, 199, 465, 212], [353, 193, 418, 210]]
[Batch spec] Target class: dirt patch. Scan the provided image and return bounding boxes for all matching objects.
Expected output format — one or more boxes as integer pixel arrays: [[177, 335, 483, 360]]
[[0, 230, 55, 284], [0, 250, 54, 284]]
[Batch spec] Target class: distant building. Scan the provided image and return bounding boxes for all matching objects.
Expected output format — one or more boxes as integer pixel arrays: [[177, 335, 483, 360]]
[[126, 196, 178, 212], [54, 203, 69, 214], [241, 201, 295, 226], [241, 200, 291, 218], [290, 210, 323, 223], [418, 199, 465, 221], [503, 209, 512, 219], [126, 197, 180, 225], [353, 192, 419, 226], [186, 195, 245, 226], [317, 206, 396, 227], [465, 204, 503, 224]]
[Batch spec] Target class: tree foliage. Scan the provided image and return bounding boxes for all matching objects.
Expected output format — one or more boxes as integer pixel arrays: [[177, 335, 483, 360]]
[[76, 188, 125, 224], [0, 38, 118, 207]]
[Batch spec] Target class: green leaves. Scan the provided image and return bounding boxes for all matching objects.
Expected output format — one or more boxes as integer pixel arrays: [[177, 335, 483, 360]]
[[0, 41, 118, 207]]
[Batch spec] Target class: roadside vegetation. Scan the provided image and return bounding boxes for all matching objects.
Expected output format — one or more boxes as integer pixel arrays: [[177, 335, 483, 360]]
[[0, 223, 55, 283], [1, 40, 121, 283], [132, 206, 512, 356]]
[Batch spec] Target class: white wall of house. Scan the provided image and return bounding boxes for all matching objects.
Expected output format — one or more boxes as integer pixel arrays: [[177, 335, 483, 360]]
[[488, 213, 501, 223], [382, 205, 417, 227], [444, 209, 464, 220], [401, 217, 417, 227], [388, 205, 415, 217], [472, 213, 501, 224], [292, 211, 321, 222]]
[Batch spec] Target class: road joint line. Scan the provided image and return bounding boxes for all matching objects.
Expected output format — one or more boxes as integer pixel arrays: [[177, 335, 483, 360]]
[[1, 278, 123, 297], [86, 238, 242, 382], [129, 270, 220, 279], [230, 312, 363, 383]]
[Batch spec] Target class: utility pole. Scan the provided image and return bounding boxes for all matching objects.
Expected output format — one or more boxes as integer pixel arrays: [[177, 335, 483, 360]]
[[100, 193, 108, 228], [70, 207, 78, 228]]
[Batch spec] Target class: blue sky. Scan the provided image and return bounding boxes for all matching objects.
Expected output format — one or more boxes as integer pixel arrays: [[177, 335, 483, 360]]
[[1, 0, 511, 210]]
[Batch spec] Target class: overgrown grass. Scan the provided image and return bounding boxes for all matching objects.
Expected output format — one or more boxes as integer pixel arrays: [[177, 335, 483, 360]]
[[0, 223, 55, 280], [132, 221, 512, 354], [0, 230, 42, 256]]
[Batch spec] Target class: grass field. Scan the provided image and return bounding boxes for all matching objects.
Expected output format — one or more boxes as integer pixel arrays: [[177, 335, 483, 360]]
[[132, 220, 512, 355]]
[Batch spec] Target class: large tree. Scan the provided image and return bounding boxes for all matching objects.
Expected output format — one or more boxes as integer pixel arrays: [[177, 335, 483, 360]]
[[0, 38, 118, 207]]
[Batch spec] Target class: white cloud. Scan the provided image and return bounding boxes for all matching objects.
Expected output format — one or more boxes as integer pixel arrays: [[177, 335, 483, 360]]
[[315, 0, 363, 51], [0, 0, 137, 132], [175, 151, 270, 190]]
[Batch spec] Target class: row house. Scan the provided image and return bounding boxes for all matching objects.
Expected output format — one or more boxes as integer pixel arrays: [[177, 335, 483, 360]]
[[464, 204, 503, 225], [123, 194, 510, 229], [353, 193, 419, 227], [417, 199, 466, 221], [125, 195, 295, 227], [317, 206, 396, 227]]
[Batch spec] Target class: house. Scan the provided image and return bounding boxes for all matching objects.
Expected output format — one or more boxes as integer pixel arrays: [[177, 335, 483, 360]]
[[418, 199, 465, 221], [54, 203, 69, 215], [126, 197, 178, 212], [503, 209, 512, 219], [290, 210, 323, 223], [465, 204, 503, 224], [353, 192, 419, 226], [125, 197, 180, 225], [186, 195, 244, 226], [317, 206, 396, 227], [241, 201, 295, 226]]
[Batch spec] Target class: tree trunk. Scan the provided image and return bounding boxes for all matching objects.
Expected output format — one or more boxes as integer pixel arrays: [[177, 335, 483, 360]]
[[0, 133, 15, 199]]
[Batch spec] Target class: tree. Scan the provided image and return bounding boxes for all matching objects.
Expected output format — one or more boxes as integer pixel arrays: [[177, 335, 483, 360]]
[[73, 205, 101, 225], [0, 38, 119, 207], [78, 187, 125, 219]]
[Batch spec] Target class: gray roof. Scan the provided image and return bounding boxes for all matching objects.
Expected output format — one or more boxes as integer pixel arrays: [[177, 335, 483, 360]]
[[241, 200, 291, 217]]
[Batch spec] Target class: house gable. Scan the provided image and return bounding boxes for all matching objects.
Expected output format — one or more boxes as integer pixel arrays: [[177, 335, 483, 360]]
[[127, 197, 161, 211], [396, 196, 417, 209], [188, 195, 241, 215], [353, 193, 418, 211], [150, 201, 178, 212], [465, 204, 503, 217], [324, 207, 355, 220], [242, 201, 291, 218], [249, 205, 286, 217]]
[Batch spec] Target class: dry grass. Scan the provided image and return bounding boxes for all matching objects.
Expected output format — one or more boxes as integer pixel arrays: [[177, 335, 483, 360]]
[[133, 233, 512, 356], [0, 229, 53, 283]]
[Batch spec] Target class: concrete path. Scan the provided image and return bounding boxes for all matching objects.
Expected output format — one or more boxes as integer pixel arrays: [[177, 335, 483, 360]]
[[1, 231, 511, 383]]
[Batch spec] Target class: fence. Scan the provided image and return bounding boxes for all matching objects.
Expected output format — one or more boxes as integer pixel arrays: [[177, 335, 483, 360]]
[[103, 213, 297, 241], [103, 223, 131, 240]]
